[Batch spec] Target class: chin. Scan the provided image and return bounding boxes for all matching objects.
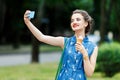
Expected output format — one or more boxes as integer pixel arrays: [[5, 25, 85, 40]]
[[72, 28, 79, 31]]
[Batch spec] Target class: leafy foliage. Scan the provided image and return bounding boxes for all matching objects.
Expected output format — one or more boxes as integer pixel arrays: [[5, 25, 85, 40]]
[[97, 42, 120, 77]]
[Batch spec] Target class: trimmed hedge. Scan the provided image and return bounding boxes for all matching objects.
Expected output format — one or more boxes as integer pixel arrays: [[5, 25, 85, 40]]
[[97, 42, 120, 77]]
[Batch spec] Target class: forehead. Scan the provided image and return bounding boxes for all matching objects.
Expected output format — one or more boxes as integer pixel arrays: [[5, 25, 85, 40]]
[[71, 13, 84, 19]]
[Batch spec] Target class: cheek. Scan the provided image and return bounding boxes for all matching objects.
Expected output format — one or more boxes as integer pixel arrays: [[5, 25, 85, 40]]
[[70, 23, 73, 27]]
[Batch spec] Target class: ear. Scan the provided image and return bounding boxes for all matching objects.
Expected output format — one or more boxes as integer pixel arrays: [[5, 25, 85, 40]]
[[84, 22, 88, 27]]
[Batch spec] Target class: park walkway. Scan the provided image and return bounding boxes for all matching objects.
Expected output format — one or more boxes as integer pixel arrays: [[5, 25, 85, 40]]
[[0, 51, 61, 66]]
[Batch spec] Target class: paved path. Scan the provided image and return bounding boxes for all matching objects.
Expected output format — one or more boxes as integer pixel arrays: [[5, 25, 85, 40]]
[[0, 52, 61, 66]]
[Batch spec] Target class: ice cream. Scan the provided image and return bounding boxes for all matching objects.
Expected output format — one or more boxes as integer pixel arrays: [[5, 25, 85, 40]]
[[77, 36, 83, 43]]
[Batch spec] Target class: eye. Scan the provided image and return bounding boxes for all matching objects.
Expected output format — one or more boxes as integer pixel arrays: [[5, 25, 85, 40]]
[[76, 18, 81, 21]]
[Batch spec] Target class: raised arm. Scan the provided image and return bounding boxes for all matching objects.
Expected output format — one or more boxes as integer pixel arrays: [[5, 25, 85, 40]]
[[24, 10, 64, 48]]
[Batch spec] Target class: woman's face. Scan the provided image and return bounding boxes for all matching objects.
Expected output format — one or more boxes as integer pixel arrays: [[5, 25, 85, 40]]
[[71, 13, 87, 31]]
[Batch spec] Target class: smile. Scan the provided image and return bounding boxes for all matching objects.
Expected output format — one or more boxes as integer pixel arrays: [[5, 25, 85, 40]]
[[73, 23, 79, 28]]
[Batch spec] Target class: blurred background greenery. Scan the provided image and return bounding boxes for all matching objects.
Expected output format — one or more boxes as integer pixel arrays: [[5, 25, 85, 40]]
[[0, 0, 120, 79]]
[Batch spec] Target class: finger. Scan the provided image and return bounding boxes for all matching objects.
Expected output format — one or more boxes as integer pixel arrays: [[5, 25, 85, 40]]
[[76, 45, 81, 51], [24, 10, 31, 16], [76, 42, 81, 45], [75, 43, 81, 46], [24, 12, 30, 17]]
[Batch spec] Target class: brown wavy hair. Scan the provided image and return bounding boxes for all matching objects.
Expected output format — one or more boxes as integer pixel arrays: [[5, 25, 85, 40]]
[[72, 9, 94, 34]]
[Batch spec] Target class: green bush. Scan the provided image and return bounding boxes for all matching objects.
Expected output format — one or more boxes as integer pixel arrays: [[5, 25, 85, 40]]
[[97, 42, 120, 77]]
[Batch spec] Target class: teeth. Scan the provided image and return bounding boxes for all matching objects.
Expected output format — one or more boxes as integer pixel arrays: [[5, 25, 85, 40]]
[[73, 24, 78, 27]]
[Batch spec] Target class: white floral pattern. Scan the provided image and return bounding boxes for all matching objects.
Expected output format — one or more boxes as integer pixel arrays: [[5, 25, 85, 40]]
[[57, 36, 96, 80]]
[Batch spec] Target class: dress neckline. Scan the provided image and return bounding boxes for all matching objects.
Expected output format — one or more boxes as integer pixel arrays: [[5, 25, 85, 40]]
[[71, 35, 89, 44]]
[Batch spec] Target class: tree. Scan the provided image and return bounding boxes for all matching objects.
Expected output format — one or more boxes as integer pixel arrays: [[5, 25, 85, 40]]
[[100, 0, 114, 43], [112, 0, 120, 41], [100, 0, 109, 43], [0, 0, 6, 44], [31, 0, 45, 63], [93, 0, 101, 30]]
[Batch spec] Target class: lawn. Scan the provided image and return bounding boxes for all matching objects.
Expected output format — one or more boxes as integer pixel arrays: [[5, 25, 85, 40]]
[[0, 63, 57, 80], [0, 45, 120, 80], [0, 63, 120, 80]]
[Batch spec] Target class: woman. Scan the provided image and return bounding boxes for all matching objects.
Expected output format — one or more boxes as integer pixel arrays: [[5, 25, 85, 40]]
[[24, 9, 98, 80]]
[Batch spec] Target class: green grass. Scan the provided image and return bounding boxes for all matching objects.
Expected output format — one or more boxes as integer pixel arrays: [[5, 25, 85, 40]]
[[0, 45, 120, 80], [0, 63, 120, 80], [0, 63, 58, 80]]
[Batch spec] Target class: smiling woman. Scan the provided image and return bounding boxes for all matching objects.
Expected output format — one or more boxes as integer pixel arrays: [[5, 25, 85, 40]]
[[56, 9, 98, 80], [24, 9, 98, 80], [71, 10, 93, 35]]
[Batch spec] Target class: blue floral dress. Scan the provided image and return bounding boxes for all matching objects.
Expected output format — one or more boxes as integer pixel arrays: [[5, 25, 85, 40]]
[[56, 36, 96, 80]]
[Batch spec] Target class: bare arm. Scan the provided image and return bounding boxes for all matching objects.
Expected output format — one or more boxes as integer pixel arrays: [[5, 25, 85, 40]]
[[83, 46, 98, 77], [24, 10, 64, 48], [76, 43, 98, 77]]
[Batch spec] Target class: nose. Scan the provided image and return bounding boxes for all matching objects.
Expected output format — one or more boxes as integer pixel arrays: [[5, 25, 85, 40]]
[[72, 21, 78, 25]]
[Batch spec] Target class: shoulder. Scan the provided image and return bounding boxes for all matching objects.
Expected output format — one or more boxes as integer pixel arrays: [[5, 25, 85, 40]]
[[88, 41, 97, 48], [84, 36, 98, 56], [88, 41, 98, 56], [64, 36, 74, 42], [63, 36, 75, 46], [87, 35, 97, 47], [83, 36, 97, 48]]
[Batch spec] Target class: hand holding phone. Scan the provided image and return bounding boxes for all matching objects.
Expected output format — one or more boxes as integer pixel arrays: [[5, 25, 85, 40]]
[[28, 11, 35, 19]]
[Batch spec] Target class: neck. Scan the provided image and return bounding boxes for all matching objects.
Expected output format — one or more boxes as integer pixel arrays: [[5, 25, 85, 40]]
[[75, 29, 85, 38]]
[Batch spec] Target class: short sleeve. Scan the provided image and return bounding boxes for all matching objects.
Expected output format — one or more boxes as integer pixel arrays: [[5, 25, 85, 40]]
[[88, 41, 97, 56], [64, 37, 68, 47]]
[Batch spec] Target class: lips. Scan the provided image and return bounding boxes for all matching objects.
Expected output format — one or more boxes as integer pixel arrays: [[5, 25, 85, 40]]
[[73, 23, 79, 28]]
